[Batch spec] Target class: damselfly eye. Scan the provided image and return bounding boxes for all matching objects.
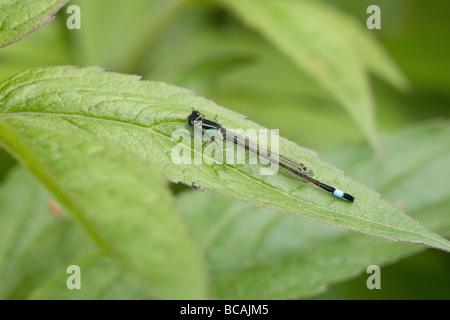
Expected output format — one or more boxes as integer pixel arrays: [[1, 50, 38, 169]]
[[187, 110, 199, 126]]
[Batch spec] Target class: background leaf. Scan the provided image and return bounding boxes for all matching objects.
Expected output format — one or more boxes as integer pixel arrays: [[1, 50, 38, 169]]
[[0, 0, 69, 48], [0, 166, 163, 299]]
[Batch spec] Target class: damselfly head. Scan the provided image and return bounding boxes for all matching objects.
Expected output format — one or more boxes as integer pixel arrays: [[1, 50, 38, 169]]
[[187, 110, 201, 127]]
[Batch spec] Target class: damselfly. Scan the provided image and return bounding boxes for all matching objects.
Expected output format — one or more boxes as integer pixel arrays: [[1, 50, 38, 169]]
[[187, 110, 355, 203]]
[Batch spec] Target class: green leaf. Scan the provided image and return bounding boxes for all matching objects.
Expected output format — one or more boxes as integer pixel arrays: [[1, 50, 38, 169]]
[[349, 26, 410, 92], [0, 147, 15, 181], [166, 53, 255, 97], [66, 0, 188, 72], [178, 190, 408, 299], [0, 66, 448, 253], [178, 121, 450, 299], [0, 0, 69, 48], [327, 120, 450, 218], [219, 0, 406, 152], [0, 166, 159, 299], [0, 107, 207, 298]]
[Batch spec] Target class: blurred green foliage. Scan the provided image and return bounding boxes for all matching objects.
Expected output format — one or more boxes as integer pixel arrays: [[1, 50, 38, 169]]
[[0, 0, 449, 299]]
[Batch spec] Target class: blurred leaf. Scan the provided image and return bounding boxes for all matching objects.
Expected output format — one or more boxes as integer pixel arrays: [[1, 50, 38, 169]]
[[220, 0, 407, 152], [0, 166, 158, 299], [167, 53, 254, 96], [349, 26, 409, 92], [30, 252, 158, 299], [0, 0, 69, 48], [0, 11, 70, 82], [0, 103, 207, 298], [0, 148, 15, 181], [67, 0, 188, 72], [178, 121, 450, 299], [0, 166, 69, 298], [0, 66, 448, 252], [326, 120, 450, 216], [178, 190, 408, 299], [374, 0, 450, 95]]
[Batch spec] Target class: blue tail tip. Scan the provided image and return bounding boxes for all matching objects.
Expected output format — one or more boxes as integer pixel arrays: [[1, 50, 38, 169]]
[[332, 189, 355, 203]]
